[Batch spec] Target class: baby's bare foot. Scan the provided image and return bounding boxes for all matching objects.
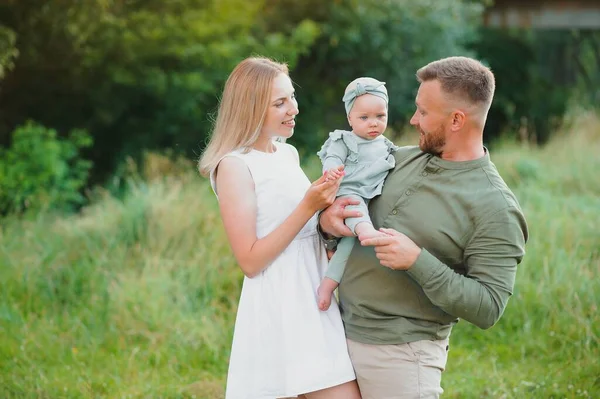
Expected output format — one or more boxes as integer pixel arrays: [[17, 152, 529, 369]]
[[317, 277, 339, 311], [357, 229, 387, 242]]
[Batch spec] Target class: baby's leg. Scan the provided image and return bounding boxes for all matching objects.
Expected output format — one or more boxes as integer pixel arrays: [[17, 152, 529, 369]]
[[345, 196, 386, 240], [354, 221, 376, 235], [354, 221, 387, 240], [344, 196, 373, 235], [318, 195, 369, 311], [318, 237, 354, 311], [317, 277, 338, 312]]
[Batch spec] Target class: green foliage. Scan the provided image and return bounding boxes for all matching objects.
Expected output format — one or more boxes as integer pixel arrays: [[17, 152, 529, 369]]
[[0, 25, 17, 80], [0, 0, 596, 194], [0, 0, 320, 185], [513, 159, 541, 184], [568, 31, 600, 107], [287, 0, 484, 151], [470, 29, 600, 145], [0, 0, 483, 183], [0, 121, 92, 214]]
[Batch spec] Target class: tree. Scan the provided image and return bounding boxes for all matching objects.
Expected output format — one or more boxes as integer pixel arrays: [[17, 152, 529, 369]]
[[282, 0, 485, 151], [0, 0, 319, 183], [0, 24, 17, 80]]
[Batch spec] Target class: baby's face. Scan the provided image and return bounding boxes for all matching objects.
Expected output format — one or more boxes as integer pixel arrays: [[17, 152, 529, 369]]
[[347, 94, 388, 140]]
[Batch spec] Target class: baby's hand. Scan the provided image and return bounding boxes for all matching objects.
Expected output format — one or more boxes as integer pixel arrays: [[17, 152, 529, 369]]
[[324, 166, 345, 182], [302, 165, 345, 213]]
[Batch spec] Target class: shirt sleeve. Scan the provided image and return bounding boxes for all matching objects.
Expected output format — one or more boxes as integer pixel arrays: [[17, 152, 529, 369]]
[[406, 205, 528, 329], [321, 139, 348, 172]]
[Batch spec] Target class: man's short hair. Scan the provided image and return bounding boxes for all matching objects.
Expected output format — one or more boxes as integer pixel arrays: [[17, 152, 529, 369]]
[[416, 56, 495, 110]]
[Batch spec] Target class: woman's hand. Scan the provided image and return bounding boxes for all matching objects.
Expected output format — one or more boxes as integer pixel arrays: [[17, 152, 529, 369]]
[[302, 165, 344, 213]]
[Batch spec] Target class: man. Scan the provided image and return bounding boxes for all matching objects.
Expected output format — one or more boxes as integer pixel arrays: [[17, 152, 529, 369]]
[[319, 56, 528, 398]]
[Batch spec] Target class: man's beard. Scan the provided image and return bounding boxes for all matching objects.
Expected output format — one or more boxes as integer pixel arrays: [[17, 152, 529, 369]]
[[419, 124, 446, 157]]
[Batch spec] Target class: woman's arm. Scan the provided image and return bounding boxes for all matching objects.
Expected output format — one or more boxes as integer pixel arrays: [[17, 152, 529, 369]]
[[216, 156, 341, 278]]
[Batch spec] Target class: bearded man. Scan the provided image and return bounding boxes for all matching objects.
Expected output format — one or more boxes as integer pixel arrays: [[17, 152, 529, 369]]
[[319, 56, 529, 399]]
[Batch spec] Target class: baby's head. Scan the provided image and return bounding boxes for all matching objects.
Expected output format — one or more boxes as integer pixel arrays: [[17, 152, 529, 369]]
[[342, 77, 389, 140]]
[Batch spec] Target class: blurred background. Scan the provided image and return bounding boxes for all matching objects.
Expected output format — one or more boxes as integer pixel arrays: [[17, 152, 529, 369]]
[[0, 0, 598, 398]]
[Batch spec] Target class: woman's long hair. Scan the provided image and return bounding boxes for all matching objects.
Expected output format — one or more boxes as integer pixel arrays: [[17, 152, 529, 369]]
[[198, 57, 289, 177]]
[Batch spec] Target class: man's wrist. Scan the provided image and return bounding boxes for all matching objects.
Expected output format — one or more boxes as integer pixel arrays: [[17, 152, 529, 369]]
[[317, 211, 340, 250], [405, 248, 441, 283], [323, 235, 340, 250]]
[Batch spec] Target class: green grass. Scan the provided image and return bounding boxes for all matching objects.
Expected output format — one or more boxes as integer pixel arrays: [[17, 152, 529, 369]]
[[1, 112, 599, 398]]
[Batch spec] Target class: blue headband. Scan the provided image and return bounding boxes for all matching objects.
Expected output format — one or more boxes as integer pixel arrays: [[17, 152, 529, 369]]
[[342, 79, 388, 115]]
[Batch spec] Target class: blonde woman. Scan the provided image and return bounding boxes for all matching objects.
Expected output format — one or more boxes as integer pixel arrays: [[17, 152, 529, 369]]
[[199, 57, 360, 399]]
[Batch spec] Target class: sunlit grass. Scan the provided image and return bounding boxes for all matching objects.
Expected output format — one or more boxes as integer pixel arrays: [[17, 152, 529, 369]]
[[1, 112, 599, 398]]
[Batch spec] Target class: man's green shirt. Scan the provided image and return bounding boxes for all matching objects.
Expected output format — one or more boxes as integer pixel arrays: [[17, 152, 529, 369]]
[[338, 146, 529, 344]]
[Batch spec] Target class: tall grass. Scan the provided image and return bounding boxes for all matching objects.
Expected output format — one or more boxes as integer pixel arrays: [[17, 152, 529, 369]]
[[442, 111, 600, 398], [1, 113, 599, 398]]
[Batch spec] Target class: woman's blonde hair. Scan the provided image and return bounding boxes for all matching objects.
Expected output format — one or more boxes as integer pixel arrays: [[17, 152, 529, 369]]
[[198, 57, 289, 177]]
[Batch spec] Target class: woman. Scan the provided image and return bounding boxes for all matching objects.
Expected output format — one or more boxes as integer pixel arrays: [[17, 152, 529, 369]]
[[199, 57, 360, 399]]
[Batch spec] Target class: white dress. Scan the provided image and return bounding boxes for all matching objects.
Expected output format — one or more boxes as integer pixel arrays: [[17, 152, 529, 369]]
[[210, 141, 356, 399]]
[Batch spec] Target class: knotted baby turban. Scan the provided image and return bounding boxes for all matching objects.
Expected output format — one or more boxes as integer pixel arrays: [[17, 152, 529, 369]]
[[342, 77, 388, 115]]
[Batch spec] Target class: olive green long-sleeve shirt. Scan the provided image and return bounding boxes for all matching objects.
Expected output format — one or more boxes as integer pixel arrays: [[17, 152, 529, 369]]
[[338, 146, 528, 344]]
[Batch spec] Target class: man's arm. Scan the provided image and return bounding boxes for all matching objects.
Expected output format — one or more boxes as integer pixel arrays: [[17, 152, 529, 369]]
[[406, 206, 528, 329], [362, 206, 528, 329], [318, 197, 363, 238]]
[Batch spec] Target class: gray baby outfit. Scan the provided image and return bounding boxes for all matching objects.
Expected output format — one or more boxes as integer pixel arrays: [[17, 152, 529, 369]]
[[317, 129, 399, 282]]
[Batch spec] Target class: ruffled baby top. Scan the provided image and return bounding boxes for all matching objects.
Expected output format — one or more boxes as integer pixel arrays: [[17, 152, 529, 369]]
[[317, 129, 399, 199]]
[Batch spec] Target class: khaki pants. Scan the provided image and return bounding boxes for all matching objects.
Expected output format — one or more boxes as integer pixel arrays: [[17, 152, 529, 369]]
[[347, 338, 449, 399]]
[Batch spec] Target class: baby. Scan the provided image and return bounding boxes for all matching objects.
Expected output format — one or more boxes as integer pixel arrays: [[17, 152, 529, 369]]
[[317, 77, 398, 311]]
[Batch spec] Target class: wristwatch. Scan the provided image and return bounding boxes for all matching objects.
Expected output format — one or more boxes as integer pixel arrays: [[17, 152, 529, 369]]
[[323, 235, 340, 251]]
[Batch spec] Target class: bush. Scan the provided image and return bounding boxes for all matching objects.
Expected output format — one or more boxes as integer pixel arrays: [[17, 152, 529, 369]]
[[0, 121, 92, 214], [470, 29, 573, 145]]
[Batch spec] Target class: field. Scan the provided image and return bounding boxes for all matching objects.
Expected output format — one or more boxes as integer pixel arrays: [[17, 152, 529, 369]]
[[1, 112, 599, 398]]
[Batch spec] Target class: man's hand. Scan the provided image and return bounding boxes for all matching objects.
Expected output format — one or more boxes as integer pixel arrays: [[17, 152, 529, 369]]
[[359, 228, 422, 270], [319, 197, 362, 237]]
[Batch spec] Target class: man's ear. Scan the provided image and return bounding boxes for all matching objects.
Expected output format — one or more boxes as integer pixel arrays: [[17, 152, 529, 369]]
[[451, 110, 466, 131]]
